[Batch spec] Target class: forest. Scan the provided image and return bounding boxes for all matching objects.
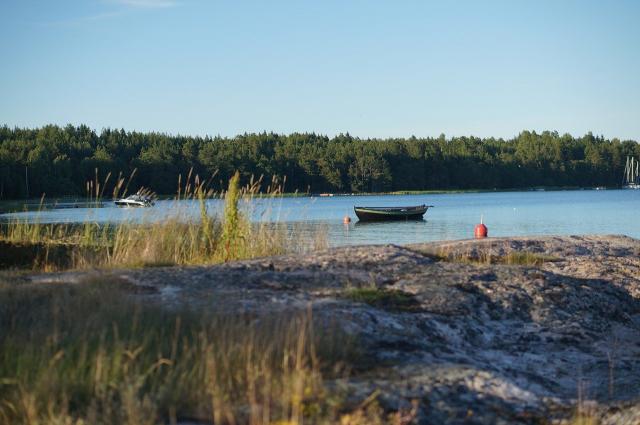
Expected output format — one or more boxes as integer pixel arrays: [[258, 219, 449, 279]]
[[0, 124, 638, 199]]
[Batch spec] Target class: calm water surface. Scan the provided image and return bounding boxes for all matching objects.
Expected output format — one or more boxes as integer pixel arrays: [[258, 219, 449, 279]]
[[2, 190, 640, 246]]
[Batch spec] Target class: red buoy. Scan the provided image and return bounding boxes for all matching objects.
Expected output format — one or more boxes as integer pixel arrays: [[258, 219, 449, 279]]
[[474, 216, 488, 239]]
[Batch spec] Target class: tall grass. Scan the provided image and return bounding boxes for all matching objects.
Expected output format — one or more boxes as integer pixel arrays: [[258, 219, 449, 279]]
[[0, 171, 324, 270], [427, 243, 559, 266], [0, 279, 416, 424], [0, 172, 416, 424]]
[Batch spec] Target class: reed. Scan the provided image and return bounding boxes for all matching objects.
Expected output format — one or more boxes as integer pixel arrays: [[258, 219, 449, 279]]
[[0, 171, 324, 271]]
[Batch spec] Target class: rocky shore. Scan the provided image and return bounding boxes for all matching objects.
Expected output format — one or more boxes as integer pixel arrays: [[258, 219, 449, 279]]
[[27, 235, 640, 424]]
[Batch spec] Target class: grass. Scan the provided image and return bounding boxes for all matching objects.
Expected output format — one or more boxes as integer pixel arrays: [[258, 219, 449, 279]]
[[343, 287, 420, 312], [426, 246, 560, 267], [569, 414, 599, 425], [0, 278, 418, 425], [501, 251, 559, 266], [0, 171, 324, 271], [0, 171, 417, 424]]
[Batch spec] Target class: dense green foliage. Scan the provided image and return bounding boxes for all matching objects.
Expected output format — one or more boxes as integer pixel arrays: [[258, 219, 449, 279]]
[[0, 124, 638, 198]]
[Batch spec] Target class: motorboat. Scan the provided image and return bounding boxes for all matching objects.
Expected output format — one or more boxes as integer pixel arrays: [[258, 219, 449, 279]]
[[114, 193, 155, 208]]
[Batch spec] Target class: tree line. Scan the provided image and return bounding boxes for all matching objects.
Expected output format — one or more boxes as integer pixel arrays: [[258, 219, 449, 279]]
[[0, 124, 638, 199]]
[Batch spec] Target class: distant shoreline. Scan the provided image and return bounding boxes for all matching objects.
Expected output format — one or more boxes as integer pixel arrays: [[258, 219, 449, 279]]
[[0, 185, 621, 214], [308, 185, 606, 197], [1, 125, 635, 200]]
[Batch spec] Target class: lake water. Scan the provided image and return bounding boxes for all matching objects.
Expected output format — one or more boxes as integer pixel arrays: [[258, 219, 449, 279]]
[[2, 189, 640, 246]]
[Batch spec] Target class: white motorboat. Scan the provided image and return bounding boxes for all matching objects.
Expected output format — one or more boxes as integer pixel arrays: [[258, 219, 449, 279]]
[[114, 193, 155, 207]]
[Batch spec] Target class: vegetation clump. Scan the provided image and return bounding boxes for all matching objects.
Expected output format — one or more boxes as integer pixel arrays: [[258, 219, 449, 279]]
[[343, 287, 420, 312], [502, 251, 559, 266], [0, 172, 319, 271], [427, 247, 560, 266], [0, 278, 419, 424]]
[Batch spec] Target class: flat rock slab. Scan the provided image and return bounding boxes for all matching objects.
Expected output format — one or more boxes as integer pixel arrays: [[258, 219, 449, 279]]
[[28, 235, 640, 424]]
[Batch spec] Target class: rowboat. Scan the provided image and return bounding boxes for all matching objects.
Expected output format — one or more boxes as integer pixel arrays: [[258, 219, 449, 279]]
[[353, 204, 432, 221]]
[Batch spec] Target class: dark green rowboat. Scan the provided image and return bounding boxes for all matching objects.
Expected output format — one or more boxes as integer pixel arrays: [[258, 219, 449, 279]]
[[353, 204, 432, 221]]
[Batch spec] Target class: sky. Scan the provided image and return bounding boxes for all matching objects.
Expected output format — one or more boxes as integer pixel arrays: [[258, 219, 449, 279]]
[[1, 0, 639, 140]]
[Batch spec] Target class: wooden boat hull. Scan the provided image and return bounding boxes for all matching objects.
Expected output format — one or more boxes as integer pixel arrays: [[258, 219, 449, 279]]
[[354, 205, 430, 221]]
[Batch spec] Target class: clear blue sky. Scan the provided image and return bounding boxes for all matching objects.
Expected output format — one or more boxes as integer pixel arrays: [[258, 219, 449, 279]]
[[1, 0, 639, 140]]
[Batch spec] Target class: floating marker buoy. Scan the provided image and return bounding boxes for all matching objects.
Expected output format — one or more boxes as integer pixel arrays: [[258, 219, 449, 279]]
[[343, 215, 351, 224], [474, 215, 488, 239]]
